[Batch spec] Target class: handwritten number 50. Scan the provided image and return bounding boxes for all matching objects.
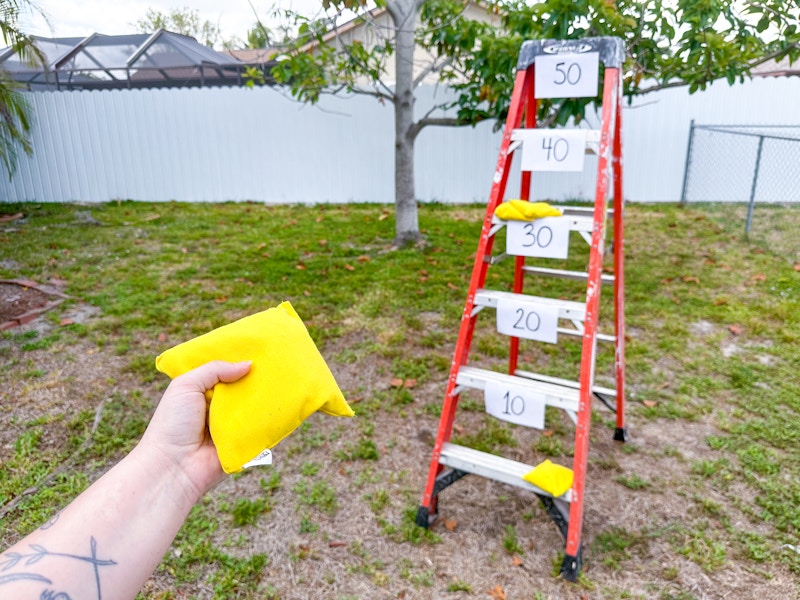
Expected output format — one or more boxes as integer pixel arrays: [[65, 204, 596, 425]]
[[554, 62, 581, 85]]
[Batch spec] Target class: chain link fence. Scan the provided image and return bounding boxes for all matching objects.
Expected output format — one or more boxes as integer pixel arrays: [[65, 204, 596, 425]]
[[680, 123, 800, 232]]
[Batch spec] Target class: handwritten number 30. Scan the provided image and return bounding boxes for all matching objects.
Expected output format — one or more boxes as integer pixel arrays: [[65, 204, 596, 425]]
[[521, 223, 553, 248]]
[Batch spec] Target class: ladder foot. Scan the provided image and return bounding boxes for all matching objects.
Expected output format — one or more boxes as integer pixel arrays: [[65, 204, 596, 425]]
[[613, 427, 628, 442], [415, 505, 436, 529], [560, 549, 583, 582]]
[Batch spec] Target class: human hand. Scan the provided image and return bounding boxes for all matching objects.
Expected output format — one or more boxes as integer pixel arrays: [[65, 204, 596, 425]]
[[138, 360, 252, 501]]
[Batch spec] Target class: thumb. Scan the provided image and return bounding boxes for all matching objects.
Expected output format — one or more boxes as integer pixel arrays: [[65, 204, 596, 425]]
[[176, 360, 252, 395]]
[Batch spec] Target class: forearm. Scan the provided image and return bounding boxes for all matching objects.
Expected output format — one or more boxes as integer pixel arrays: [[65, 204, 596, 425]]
[[0, 443, 202, 600]]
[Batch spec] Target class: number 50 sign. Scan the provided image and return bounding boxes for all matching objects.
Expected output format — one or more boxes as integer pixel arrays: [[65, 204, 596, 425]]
[[534, 52, 599, 99]]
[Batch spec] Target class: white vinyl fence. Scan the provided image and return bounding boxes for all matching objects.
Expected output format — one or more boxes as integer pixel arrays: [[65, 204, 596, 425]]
[[1, 76, 798, 204]]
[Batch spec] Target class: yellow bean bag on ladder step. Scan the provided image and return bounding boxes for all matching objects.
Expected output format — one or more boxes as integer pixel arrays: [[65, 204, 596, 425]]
[[494, 200, 562, 222], [522, 459, 574, 498], [155, 301, 353, 473]]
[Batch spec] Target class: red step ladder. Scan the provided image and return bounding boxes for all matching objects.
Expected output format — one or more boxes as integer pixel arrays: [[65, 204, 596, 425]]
[[416, 37, 627, 581]]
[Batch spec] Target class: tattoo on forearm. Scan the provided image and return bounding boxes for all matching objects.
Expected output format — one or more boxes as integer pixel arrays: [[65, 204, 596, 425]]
[[0, 537, 116, 600], [39, 512, 61, 531]]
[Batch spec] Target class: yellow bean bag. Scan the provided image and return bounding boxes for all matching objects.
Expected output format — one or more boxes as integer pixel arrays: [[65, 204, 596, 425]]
[[155, 301, 353, 473], [522, 459, 574, 497], [494, 200, 562, 221]]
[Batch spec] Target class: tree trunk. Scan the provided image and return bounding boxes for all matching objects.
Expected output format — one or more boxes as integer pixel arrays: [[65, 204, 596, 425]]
[[388, 0, 422, 246]]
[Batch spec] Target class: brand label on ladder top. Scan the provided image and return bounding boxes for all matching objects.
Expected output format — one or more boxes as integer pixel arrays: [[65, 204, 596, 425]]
[[520, 129, 587, 172], [484, 380, 546, 429], [506, 217, 570, 259], [534, 52, 599, 99], [496, 297, 560, 344]]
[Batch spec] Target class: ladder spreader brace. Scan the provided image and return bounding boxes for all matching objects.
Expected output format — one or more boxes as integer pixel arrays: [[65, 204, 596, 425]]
[[416, 37, 627, 582]]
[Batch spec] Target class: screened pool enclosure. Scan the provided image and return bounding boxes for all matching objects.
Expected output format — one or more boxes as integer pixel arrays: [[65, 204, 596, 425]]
[[0, 30, 273, 90]]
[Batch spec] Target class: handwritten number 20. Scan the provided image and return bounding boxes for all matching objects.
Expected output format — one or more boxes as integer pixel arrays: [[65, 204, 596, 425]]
[[554, 61, 581, 85], [513, 308, 541, 332]]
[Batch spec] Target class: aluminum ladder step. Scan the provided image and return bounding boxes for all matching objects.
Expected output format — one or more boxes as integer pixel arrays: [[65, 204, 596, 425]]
[[439, 441, 572, 501], [521, 265, 614, 284], [456, 366, 580, 413], [472, 289, 615, 342]]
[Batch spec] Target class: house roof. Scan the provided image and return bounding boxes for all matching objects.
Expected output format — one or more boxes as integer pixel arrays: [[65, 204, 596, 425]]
[[752, 56, 800, 78], [0, 30, 272, 90]]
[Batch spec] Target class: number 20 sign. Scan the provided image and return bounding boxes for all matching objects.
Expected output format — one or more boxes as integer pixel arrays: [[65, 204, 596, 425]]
[[496, 296, 560, 344], [484, 380, 546, 429]]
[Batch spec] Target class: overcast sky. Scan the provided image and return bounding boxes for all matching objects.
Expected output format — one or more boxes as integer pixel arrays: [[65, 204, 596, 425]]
[[20, 1, 322, 42]]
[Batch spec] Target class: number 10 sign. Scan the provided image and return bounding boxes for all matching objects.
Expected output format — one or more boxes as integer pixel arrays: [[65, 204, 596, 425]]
[[485, 380, 546, 429]]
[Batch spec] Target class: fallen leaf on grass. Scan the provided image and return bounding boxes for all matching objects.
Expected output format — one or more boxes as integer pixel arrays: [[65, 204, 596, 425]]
[[447, 282, 459, 291], [59, 319, 73, 326], [452, 424, 464, 435], [357, 255, 371, 262], [643, 400, 658, 408], [328, 541, 346, 548], [443, 519, 458, 532], [542, 429, 554, 437], [682, 276, 699, 284], [315, 216, 324, 223], [751, 273, 766, 282], [344, 264, 356, 271], [794, 263, 800, 272], [404, 378, 417, 389], [140, 213, 160, 222], [318, 239, 328, 246], [215, 296, 227, 304], [390, 377, 404, 388], [487, 585, 505, 600], [511, 555, 524, 567], [157, 332, 167, 342], [729, 324, 742, 335], [303, 290, 311, 296], [256, 242, 267, 250]]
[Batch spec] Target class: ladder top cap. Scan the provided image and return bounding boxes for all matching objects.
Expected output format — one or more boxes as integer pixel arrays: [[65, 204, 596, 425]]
[[517, 37, 625, 71]]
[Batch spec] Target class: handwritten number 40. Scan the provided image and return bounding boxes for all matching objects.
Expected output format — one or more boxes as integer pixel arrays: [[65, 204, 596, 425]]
[[554, 61, 582, 85]]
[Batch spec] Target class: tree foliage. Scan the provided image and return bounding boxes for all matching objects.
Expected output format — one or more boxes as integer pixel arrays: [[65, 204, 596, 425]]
[[134, 7, 222, 48], [0, 0, 44, 178], [440, 0, 800, 127]]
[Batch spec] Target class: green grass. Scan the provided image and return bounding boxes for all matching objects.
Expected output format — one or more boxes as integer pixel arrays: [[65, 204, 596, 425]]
[[1, 200, 799, 596]]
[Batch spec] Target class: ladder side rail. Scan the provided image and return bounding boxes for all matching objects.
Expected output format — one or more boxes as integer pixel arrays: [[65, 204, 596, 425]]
[[612, 77, 627, 440], [562, 66, 621, 578], [420, 68, 531, 513], [510, 75, 538, 374]]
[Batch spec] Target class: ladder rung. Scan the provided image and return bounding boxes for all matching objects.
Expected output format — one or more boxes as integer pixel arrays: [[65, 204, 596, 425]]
[[491, 213, 595, 234], [439, 442, 572, 501], [521, 265, 615, 284], [515, 369, 617, 398], [474, 289, 585, 320], [456, 366, 580, 413]]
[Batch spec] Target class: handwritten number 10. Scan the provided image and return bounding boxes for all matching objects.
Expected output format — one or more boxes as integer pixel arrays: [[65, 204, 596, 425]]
[[554, 61, 582, 85], [503, 390, 525, 416]]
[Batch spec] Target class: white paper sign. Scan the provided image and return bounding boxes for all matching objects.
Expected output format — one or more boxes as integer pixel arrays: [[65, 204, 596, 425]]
[[534, 52, 600, 99], [496, 296, 560, 344], [485, 379, 546, 429], [521, 129, 587, 172], [506, 217, 570, 259]]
